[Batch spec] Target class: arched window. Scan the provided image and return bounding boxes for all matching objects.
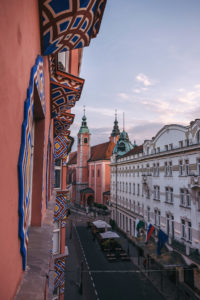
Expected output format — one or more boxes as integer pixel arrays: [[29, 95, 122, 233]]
[[197, 130, 200, 144]]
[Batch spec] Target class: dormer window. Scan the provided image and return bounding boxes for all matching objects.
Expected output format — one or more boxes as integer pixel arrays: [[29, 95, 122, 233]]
[[197, 130, 200, 144], [118, 142, 125, 152]]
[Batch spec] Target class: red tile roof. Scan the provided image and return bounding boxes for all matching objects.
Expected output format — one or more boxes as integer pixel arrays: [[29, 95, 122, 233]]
[[88, 141, 115, 162], [67, 141, 115, 165], [121, 145, 143, 158]]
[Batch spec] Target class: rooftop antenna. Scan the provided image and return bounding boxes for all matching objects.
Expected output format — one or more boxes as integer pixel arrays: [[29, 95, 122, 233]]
[[123, 112, 125, 131], [83, 105, 86, 116], [115, 109, 117, 120]]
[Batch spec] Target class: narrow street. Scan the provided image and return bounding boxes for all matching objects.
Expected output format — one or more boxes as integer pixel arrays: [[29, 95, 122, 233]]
[[65, 211, 164, 300]]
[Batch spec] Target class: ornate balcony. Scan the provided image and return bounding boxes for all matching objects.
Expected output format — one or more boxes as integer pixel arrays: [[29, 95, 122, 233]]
[[39, 0, 107, 55]]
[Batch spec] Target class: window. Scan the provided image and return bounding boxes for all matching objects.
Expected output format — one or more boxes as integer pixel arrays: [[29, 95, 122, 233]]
[[185, 139, 189, 147], [97, 169, 100, 177], [179, 160, 183, 176], [137, 165, 140, 177], [198, 192, 200, 211], [179, 141, 183, 148], [154, 210, 160, 228], [84, 137, 88, 143], [169, 161, 173, 176], [133, 201, 135, 212], [180, 189, 191, 207], [166, 214, 174, 238], [186, 189, 191, 207], [157, 163, 160, 176], [153, 163, 156, 176], [137, 184, 140, 196], [165, 187, 169, 202], [154, 186, 160, 200], [164, 162, 168, 176], [198, 159, 200, 175], [181, 220, 186, 239], [157, 147, 160, 153], [166, 214, 170, 235], [170, 187, 173, 203], [133, 183, 135, 195], [53, 222, 60, 254], [146, 187, 150, 199], [147, 207, 150, 222], [188, 222, 192, 242], [169, 143, 173, 150], [126, 182, 128, 193], [146, 164, 150, 175], [138, 202, 140, 214], [197, 130, 200, 144], [165, 145, 168, 151], [185, 160, 190, 176], [180, 188, 185, 205], [123, 182, 124, 192], [129, 183, 131, 194]]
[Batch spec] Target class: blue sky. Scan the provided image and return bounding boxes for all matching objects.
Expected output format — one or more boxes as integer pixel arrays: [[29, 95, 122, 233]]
[[71, 0, 200, 148]]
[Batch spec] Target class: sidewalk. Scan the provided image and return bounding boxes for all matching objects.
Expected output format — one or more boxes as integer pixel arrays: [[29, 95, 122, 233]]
[[115, 228, 182, 300]]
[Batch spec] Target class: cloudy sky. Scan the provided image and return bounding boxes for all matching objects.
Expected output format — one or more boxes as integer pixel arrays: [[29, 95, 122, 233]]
[[70, 0, 200, 149]]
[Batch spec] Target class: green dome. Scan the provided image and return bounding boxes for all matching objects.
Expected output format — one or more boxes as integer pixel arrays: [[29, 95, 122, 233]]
[[79, 114, 89, 134], [113, 130, 133, 156]]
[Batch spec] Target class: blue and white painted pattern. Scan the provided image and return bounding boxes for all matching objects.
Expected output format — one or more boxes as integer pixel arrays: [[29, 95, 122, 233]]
[[18, 56, 45, 270], [40, 0, 107, 55]]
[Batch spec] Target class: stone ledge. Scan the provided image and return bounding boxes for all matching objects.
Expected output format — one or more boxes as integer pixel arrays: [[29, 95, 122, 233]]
[[15, 193, 56, 300]]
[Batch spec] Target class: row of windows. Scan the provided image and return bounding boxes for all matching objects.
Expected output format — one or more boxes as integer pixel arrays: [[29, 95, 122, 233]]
[[112, 158, 200, 177], [145, 132, 200, 155], [113, 189, 200, 209], [115, 207, 193, 242]]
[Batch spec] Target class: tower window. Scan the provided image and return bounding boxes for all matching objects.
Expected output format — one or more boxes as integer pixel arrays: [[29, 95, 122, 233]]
[[84, 138, 88, 143]]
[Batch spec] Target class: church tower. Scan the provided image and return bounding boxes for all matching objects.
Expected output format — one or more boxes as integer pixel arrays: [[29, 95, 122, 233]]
[[76, 108, 90, 204], [110, 110, 120, 143]]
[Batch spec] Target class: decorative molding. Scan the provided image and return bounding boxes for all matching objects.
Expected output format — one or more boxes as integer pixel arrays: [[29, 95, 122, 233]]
[[39, 0, 107, 55], [18, 56, 45, 270]]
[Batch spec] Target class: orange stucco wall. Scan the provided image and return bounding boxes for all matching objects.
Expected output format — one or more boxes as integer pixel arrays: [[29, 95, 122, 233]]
[[88, 161, 111, 204], [0, 0, 51, 298]]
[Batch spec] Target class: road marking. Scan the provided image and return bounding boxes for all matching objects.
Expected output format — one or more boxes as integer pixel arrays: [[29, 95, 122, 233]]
[[75, 226, 100, 300]]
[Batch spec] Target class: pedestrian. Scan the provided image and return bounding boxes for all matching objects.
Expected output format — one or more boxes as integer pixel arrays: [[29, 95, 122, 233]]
[[143, 258, 147, 269]]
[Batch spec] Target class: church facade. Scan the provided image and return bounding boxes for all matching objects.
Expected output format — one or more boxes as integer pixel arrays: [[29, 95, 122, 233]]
[[67, 112, 120, 206]]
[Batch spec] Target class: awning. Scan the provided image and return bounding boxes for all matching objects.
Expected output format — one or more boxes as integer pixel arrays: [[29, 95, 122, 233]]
[[100, 231, 120, 239], [103, 190, 110, 196], [50, 56, 84, 117], [54, 112, 75, 136], [80, 187, 94, 194], [54, 135, 74, 160], [39, 0, 107, 55], [92, 220, 111, 229]]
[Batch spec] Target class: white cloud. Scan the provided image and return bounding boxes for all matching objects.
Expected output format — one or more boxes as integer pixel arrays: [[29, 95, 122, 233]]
[[132, 89, 141, 94], [136, 73, 154, 87], [117, 92, 130, 100], [194, 84, 200, 89], [176, 88, 185, 93]]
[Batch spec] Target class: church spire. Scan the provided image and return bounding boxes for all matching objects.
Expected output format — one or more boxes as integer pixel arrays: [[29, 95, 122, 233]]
[[111, 109, 120, 137], [79, 106, 89, 134]]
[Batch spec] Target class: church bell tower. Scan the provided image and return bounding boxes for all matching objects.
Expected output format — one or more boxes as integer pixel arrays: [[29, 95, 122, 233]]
[[76, 108, 90, 204]]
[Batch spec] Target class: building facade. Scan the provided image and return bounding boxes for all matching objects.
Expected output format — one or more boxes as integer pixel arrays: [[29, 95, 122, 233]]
[[67, 113, 120, 206], [0, 1, 107, 299], [110, 119, 200, 296]]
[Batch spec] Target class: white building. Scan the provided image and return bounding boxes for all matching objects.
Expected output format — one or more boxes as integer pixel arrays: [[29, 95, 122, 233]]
[[110, 119, 200, 262]]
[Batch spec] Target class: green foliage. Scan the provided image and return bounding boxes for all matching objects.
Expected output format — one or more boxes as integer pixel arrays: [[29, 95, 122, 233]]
[[93, 202, 107, 210]]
